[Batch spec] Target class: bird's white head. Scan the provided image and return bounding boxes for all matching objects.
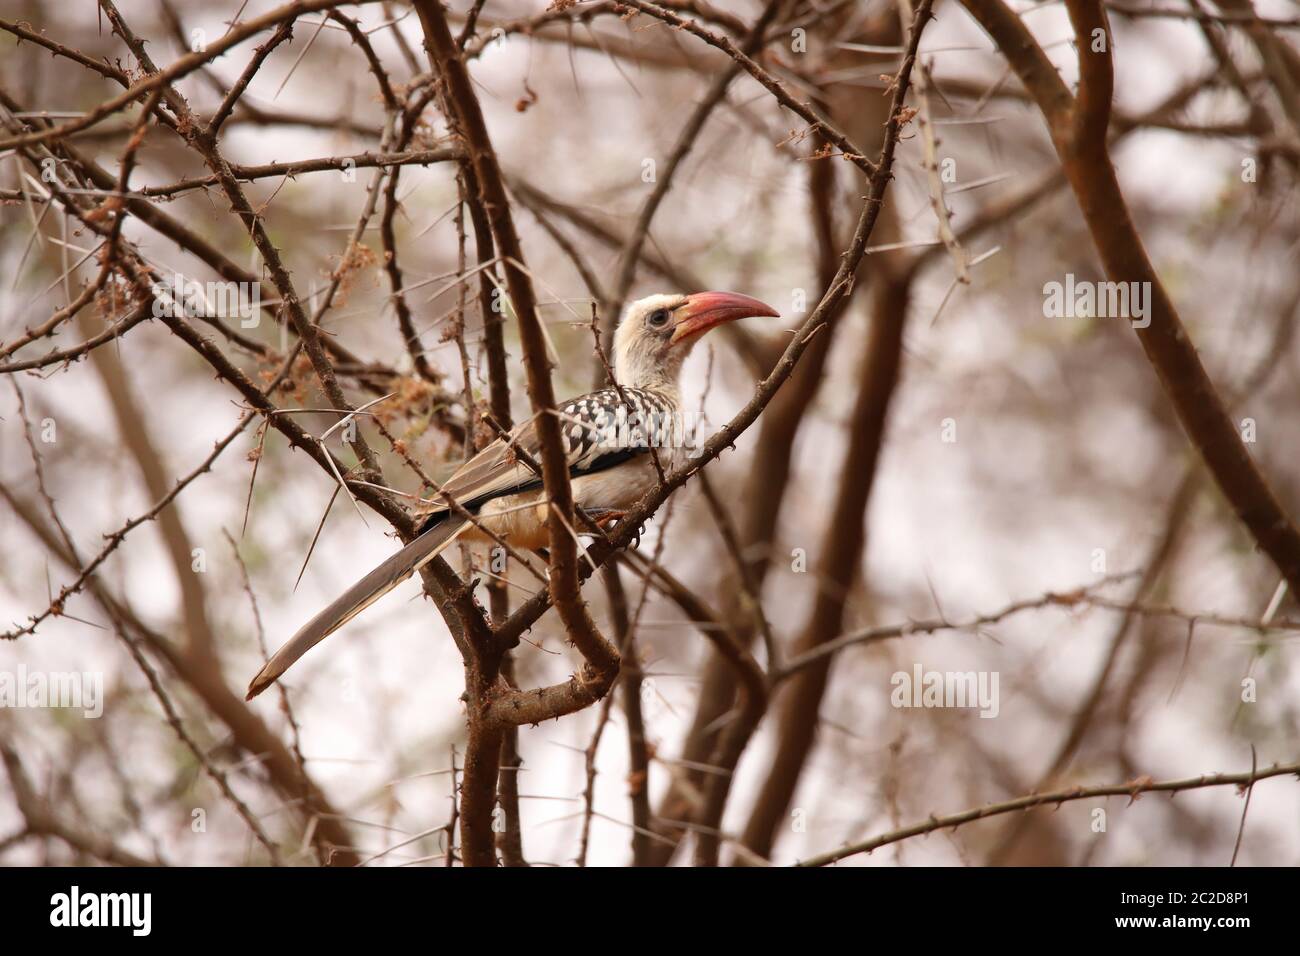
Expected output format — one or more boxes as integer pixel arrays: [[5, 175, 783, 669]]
[[613, 291, 779, 392]]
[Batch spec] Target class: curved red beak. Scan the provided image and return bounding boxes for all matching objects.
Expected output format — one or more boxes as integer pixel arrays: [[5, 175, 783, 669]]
[[670, 291, 779, 346]]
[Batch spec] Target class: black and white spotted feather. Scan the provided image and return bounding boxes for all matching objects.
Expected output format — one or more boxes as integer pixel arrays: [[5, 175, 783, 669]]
[[413, 386, 679, 525]]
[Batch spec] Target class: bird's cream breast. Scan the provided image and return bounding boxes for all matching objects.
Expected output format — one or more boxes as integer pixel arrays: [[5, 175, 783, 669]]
[[571, 454, 664, 513], [458, 452, 672, 553], [463, 488, 552, 552]]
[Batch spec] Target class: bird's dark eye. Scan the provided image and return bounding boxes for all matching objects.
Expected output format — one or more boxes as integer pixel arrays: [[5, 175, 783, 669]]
[[646, 308, 671, 329]]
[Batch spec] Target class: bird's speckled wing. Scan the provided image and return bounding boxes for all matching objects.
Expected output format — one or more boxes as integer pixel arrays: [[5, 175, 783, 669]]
[[420, 387, 672, 518]]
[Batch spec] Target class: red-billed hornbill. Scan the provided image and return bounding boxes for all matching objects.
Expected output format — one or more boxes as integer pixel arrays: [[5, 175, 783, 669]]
[[246, 291, 778, 699]]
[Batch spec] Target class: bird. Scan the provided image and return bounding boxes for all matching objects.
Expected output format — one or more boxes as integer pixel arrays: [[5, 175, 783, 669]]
[[245, 291, 778, 700]]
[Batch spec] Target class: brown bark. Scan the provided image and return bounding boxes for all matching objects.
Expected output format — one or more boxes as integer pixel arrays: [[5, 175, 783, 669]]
[[960, 0, 1300, 602], [740, 271, 912, 859]]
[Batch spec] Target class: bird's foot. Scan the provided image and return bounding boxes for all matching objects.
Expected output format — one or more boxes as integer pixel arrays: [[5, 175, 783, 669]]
[[626, 523, 645, 550], [586, 508, 647, 550], [587, 508, 629, 533]]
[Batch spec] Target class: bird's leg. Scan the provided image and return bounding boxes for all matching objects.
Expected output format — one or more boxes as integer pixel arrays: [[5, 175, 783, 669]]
[[584, 508, 647, 550], [584, 507, 629, 532]]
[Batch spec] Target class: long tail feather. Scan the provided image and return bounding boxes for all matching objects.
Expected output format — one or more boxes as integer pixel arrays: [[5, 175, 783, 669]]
[[246, 516, 469, 700]]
